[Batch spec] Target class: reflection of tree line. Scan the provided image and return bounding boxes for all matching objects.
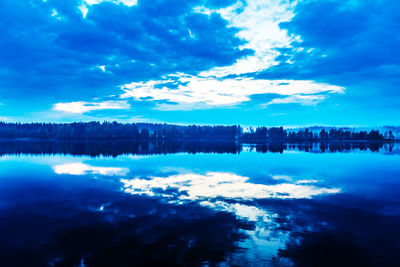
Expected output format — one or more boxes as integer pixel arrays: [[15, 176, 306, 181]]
[[251, 141, 395, 153], [0, 141, 241, 157], [0, 122, 396, 141], [0, 140, 396, 156]]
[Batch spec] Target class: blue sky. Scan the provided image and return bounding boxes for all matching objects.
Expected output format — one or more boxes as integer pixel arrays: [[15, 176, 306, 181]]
[[0, 0, 399, 126]]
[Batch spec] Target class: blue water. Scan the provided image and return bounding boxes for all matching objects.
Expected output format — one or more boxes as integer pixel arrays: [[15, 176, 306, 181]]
[[1, 145, 400, 266]]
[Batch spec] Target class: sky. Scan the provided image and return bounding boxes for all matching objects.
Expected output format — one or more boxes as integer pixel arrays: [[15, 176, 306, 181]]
[[0, 0, 399, 126]]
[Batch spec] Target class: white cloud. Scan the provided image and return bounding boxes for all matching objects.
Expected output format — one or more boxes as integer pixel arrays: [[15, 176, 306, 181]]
[[78, 3, 89, 18], [98, 65, 106, 72], [266, 94, 327, 106], [272, 175, 319, 184], [297, 179, 319, 184], [79, 0, 137, 17], [121, 75, 344, 109], [0, 116, 10, 122], [53, 100, 130, 114], [50, 8, 62, 20], [196, 0, 298, 77], [84, 0, 137, 7], [271, 175, 293, 181], [53, 162, 129, 176], [51, 9, 58, 17]]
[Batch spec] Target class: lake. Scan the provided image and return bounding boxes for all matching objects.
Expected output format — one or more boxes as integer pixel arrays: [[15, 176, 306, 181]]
[[1, 142, 399, 266]]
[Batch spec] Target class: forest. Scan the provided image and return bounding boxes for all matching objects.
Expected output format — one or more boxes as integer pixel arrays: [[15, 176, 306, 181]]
[[0, 121, 395, 142]]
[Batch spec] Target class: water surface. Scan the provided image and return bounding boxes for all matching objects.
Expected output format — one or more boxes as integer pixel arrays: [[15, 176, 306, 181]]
[[1, 142, 399, 266]]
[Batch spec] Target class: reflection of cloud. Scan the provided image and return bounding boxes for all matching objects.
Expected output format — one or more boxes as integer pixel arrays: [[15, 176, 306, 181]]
[[53, 162, 129, 176], [121, 171, 340, 238], [200, 200, 273, 222], [121, 172, 340, 200]]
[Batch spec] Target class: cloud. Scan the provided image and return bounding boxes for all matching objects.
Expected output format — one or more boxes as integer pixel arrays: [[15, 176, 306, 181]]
[[121, 75, 344, 109], [195, 0, 298, 77], [0, 116, 10, 122], [53, 100, 130, 114], [79, 0, 138, 17], [84, 0, 137, 7], [0, 0, 247, 102], [122, 171, 339, 223], [121, 172, 340, 200], [4, 0, 398, 123], [266, 94, 327, 106], [118, 0, 345, 110], [261, 0, 400, 84], [53, 162, 129, 176]]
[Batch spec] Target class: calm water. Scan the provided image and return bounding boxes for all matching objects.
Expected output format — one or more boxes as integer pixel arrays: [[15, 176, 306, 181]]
[[1, 143, 400, 266]]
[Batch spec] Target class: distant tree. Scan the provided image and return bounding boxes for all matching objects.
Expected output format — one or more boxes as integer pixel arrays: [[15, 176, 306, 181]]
[[0, 122, 393, 143]]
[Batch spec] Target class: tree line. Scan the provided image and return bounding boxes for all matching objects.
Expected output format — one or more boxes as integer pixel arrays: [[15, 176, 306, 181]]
[[0, 122, 395, 141], [0, 122, 239, 141], [242, 127, 395, 142]]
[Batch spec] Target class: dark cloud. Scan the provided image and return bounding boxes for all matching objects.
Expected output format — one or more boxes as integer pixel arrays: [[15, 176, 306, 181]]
[[0, 0, 249, 101], [258, 0, 400, 86]]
